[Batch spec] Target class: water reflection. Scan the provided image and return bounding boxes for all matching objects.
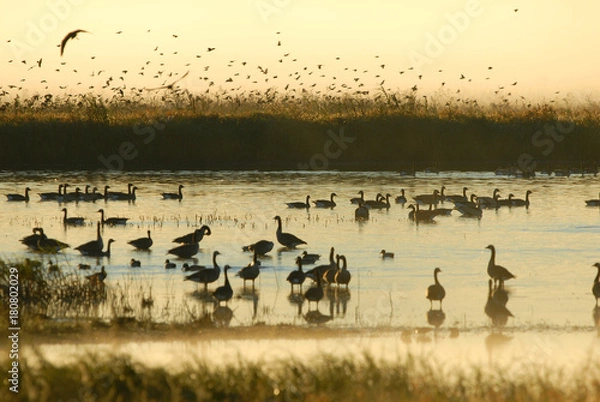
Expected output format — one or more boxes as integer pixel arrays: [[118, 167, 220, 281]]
[[304, 308, 332, 325], [593, 306, 600, 334], [485, 279, 513, 327], [427, 309, 446, 328], [213, 305, 233, 327], [238, 287, 259, 320]]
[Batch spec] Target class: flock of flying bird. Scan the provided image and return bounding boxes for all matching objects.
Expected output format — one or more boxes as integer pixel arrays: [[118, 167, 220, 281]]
[[7, 182, 600, 324]]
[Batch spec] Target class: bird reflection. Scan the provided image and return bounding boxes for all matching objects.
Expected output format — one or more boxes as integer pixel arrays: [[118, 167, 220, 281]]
[[593, 306, 600, 333], [288, 291, 305, 316], [303, 308, 332, 325], [238, 287, 259, 319], [213, 305, 233, 327], [427, 308, 446, 328], [484, 279, 513, 327]]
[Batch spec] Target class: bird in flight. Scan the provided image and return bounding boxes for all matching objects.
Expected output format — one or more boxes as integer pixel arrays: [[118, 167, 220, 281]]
[[60, 29, 90, 56], [144, 70, 189, 91]]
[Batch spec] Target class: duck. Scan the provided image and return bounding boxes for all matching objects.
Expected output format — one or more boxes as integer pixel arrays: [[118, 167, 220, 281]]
[[162, 184, 184, 200], [183, 251, 221, 290], [585, 193, 600, 207], [426, 267, 445, 309], [213, 265, 233, 305], [354, 201, 370, 220], [97, 209, 129, 226], [312, 192, 337, 208], [593, 263, 600, 307], [287, 256, 306, 292], [39, 184, 63, 201], [485, 245, 516, 285], [168, 230, 201, 258], [78, 263, 91, 270], [274, 215, 306, 248], [510, 190, 532, 207], [74, 222, 103, 255], [164, 259, 176, 269], [86, 266, 107, 285], [6, 187, 30, 202], [127, 230, 153, 250], [242, 239, 274, 255], [380, 250, 394, 259], [395, 189, 407, 205], [236, 250, 261, 289], [286, 195, 310, 209], [299, 251, 320, 265], [130, 259, 141, 268], [349, 190, 365, 205], [61, 208, 85, 226], [172, 225, 211, 244], [84, 239, 115, 258], [334, 255, 351, 288]]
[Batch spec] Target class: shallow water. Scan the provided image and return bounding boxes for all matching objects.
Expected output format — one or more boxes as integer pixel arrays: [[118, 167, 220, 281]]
[[2, 170, 600, 330]]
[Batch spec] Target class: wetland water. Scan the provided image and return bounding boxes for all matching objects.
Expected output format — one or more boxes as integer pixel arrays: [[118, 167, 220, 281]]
[[3, 170, 600, 368]]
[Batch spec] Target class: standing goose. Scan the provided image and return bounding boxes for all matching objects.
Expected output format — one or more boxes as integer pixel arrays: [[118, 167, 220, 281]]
[[350, 190, 365, 205], [127, 230, 153, 250], [305, 247, 335, 280], [236, 250, 261, 289], [485, 245, 516, 285], [39, 184, 63, 201], [213, 265, 233, 305], [168, 231, 201, 258], [299, 251, 321, 265], [86, 266, 107, 285], [61, 208, 85, 226], [334, 255, 351, 288], [6, 187, 30, 202], [426, 267, 445, 309], [593, 263, 600, 307], [98, 209, 129, 226], [323, 254, 340, 286], [74, 222, 103, 255], [354, 201, 370, 221], [274, 216, 307, 248], [286, 195, 311, 209], [395, 189, 407, 205], [510, 190, 532, 207], [313, 192, 337, 208], [585, 193, 600, 207], [183, 251, 221, 290], [172, 225, 211, 244], [162, 184, 184, 200], [242, 239, 273, 255], [287, 256, 306, 292]]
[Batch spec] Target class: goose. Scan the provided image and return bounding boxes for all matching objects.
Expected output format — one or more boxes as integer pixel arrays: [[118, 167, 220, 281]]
[[407, 204, 437, 223], [349, 190, 365, 205], [477, 188, 501, 209], [86, 266, 107, 285], [84, 239, 115, 258], [510, 190, 532, 207], [442, 186, 468, 204], [484, 279, 514, 326], [322, 254, 340, 285], [354, 201, 370, 220], [39, 184, 63, 201], [585, 193, 600, 207], [172, 225, 211, 244], [367, 193, 391, 210], [61, 208, 85, 226], [162, 184, 184, 200], [287, 256, 306, 292], [62, 187, 82, 203], [364, 193, 384, 208], [286, 195, 310, 209], [334, 255, 351, 288], [37, 235, 70, 253], [127, 230, 153, 250], [274, 215, 306, 248], [107, 183, 135, 200], [593, 263, 600, 307], [81, 186, 103, 202], [496, 193, 514, 207], [213, 265, 233, 305], [304, 270, 324, 308], [299, 251, 320, 265], [181, 263, 204, 272], [184, 251, 221, 290], [20, 228, 46, 250], [395, 189, 407, 205], [242, 239, 274, 255], [313, 192, 337, 208], [485, 245, 515, 285], [75, 222, 103, 255], [236, 250, 260, 289], [168, 231, 200, 259], [6, 187, 30, 202], [98, 209, 129, 226], [164, 259, 176, 269], [380, 250, 394, 259], [413, 189, 440, 206], [60, 29, 90, 56], [455, 199, 483, 218], [305, 247, 335, 280], [452, 193, 478, 209], [426, 267, 445, 309], [130, 259, 141, 268]]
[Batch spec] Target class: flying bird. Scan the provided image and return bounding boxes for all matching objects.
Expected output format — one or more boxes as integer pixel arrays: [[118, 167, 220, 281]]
[[60, 29, 90, 56], [144, 70, 189, 91]]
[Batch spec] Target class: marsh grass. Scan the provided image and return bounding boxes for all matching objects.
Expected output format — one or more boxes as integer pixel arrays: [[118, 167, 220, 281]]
[[4, 350, 599, 401]]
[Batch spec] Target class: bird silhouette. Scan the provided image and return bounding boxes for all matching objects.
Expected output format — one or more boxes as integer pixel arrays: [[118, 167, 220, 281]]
[[144, 70, 189, 91], [60, 29, 90, 56]]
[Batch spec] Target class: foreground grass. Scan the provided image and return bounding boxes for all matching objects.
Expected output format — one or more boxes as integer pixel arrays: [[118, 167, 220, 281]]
[[2, 351, 598, 402]]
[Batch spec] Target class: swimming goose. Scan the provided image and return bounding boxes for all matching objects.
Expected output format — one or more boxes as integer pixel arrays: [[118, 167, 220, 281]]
[[354, 201, 370, 220], [364, 193, 385, 209], [413, 189, 440, 206], [585, 193, 600, 207], [236, 250, 260, 289], [349, 190, 365, 205], [173, 225, 211, 244], [334, 255, 351, 288], [213, 265, 233, 305], [455, 199, 482, 218], [162, 184, 184, 200], [274, 216, 307, 248], [395, 189, 407, 205], [168, 231, 200, 258], [299, 251, 320, 265], [452, 193, 478, 209], [39, 184, 63, 201], [61, 208, 85, 226], [20, 228, 46, 250], [74, 222, 103, 255], [62, 187, 82, 203], [442, 186, 468, 204], [37, 235, 70, 253], [477, 188, 501, 209], [107, 183, 135, 200], [97, 209, 129, 226], [6, 187, 30, 202], [426, 267, 445, 309], [130, 259, 141, 268], [86, 266, 107, 285], [164, 259, 176, 269], [367, 193, 391, 210], [84, 239, 115, 258], [81, 186, 103, 202], [510, 190, 532, 207], [313, 192, 337, 208], [407, 204, 437, 223], [127, 230, 153, 250], [485, 245, 515, 285], [593, 263, 600, 307], [305, 247, 335, 280], [287, 256, 306, 292], [380, 250, 394, 259], [242, 239, 273, 255], [286, 195, 310, 209], [183, 251, 221, 290]]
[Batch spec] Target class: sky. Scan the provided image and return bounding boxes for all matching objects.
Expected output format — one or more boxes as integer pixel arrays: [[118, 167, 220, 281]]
[[1, 0, 600, 103]]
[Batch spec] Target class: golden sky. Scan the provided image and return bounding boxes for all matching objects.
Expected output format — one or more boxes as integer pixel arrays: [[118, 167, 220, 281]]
[[1, 0, 599, 102]]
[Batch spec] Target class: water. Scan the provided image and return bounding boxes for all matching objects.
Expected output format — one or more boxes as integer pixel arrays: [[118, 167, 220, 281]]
[[2, 170, 600, 330]]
